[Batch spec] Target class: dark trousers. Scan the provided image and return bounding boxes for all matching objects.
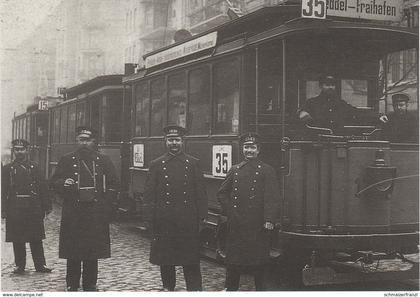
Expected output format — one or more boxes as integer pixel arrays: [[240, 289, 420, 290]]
[[66, 259, 98, 291], [160, 264, 202, 291], [13, 241, 46, 269], [225, 264, 266, 291]]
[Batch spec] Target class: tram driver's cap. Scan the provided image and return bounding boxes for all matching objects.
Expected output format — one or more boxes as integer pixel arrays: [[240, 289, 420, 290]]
[[76, 126, 96, 139], [163, 125, 187, 138], [240, 132, 260, 145], [319, 74, 337, 85], [392, 93, 409, 104], [11, 139, 29, 149]]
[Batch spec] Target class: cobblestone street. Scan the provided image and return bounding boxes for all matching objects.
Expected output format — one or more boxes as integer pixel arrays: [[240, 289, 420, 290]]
[[2, 203, 418, 292], [1, 203, 255, 292]]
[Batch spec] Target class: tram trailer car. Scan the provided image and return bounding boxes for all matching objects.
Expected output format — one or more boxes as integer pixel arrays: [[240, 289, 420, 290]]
[[123, 5, 419, 286], [47, 75, 127, 203], [12, 105, 50, 178]]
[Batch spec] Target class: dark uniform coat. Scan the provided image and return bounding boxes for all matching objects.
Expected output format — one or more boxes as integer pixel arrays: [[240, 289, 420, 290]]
[[217, 159, 279, 266], [1, 160, 51, 242], [143, 152, 207, 266], [383, 111, 419, 143], [50, 150, 119, 260], [301, 93, 377, 133]]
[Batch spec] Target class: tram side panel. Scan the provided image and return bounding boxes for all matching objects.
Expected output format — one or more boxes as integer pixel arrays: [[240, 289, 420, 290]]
[[389, 145, 419, 232]]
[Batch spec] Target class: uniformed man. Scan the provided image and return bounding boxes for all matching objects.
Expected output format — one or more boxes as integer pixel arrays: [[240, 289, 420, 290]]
[[143, 125, 207, 291], [382, 93, 419, 143], [217, 133, 280, 291], [1, 139, 52, 274], [50, 127, 119, 291], [298, 75, 386, 133]]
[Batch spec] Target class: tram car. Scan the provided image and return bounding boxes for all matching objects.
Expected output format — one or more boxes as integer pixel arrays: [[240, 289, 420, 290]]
[[11, 99, 59, 178], [46, 75, 127, 193], [122, 5, 419, 286]]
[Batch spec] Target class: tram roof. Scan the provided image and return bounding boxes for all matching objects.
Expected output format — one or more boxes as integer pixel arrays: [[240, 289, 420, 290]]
[[143, 4, 301, 60], [124, 5, 417, 82], [65, 74, 123, 99]]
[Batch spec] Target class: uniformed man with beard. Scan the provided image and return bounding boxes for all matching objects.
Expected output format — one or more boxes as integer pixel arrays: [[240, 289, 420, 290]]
[[50, 127, 119, 291], [1, 139, 52, 274], [298, 75, 386, 133], [217, 133, 280, 291], [143, 125, 207, 291], [382, 93, 419, 143]]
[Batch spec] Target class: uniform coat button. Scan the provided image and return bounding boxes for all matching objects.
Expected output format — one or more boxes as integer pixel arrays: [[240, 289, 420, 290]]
[[233, 205, 237, 208], [166, 201, 170, 205], [165, 175, 168, 178], [166, 193, 170, 195], [163, 167, 167, 170], [234, 188, 238, 191]]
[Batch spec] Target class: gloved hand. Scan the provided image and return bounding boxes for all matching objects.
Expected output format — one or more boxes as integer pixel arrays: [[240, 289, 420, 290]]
[[379, 115, 389, 123], [263, 221, 274, 230]]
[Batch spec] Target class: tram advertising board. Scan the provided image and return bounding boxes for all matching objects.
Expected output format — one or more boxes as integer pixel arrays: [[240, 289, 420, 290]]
[[133, 143, 144, 167], [212, 145, 232, 177], [302, 0, 402, 22]]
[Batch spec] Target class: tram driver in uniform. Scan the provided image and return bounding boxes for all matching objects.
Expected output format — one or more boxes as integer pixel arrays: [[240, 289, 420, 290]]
[[217, 133, 280, 291], [50, 126, 119, 291], [298, 74, 387, 133], [1, 139, 52, 274], [143, 125, 208, 291]]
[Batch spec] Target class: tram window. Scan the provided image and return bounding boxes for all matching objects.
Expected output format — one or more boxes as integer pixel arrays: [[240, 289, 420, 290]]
[[37, 116, 48, 144], [22, 118, 26, 140], [103, 94, 122, 142], [53, 110, 61, 144], [304, 79, 369, 108], [76, 102, 87, 126], [60, 106, 68, 143], [188, 67, 210, 135], [91, 97, 101, 142], [26, 116, 30, 142], [135, 82, 150, 137], [150, 78, 166, 136], [213, 59, 240, 134], [168, 72, 187, 128], [68, 105, 76, 143]]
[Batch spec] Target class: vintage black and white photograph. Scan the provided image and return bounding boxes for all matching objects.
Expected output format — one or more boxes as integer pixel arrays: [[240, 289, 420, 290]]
[[0, 0, 419, 293]]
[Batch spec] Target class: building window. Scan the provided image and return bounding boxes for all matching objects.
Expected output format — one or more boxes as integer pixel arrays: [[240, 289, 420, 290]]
[[188, 67, 210, 134], [168, 72, 187, 127], [135, 82, 150, 136], [150, 78, 166, 136], [213, 58, 240, 134]]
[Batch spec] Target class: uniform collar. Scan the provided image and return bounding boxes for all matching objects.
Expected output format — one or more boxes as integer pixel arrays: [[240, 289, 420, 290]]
[[241, 158, 260, 168], [165, 151, 186, 160]]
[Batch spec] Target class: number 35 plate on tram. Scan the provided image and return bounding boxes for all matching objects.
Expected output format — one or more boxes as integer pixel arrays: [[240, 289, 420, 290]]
[[212, 145, 232, 177]]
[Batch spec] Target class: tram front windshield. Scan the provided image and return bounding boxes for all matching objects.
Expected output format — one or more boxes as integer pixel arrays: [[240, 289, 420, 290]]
[[277, 29, 418, 139]]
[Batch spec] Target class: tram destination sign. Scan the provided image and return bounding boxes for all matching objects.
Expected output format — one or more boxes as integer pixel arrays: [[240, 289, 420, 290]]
[[145, 31, 217, 68], [302, 0, 402, 22]]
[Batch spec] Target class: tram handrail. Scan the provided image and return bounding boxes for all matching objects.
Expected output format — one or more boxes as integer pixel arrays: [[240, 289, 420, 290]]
[[305, 124, 333, 135]]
